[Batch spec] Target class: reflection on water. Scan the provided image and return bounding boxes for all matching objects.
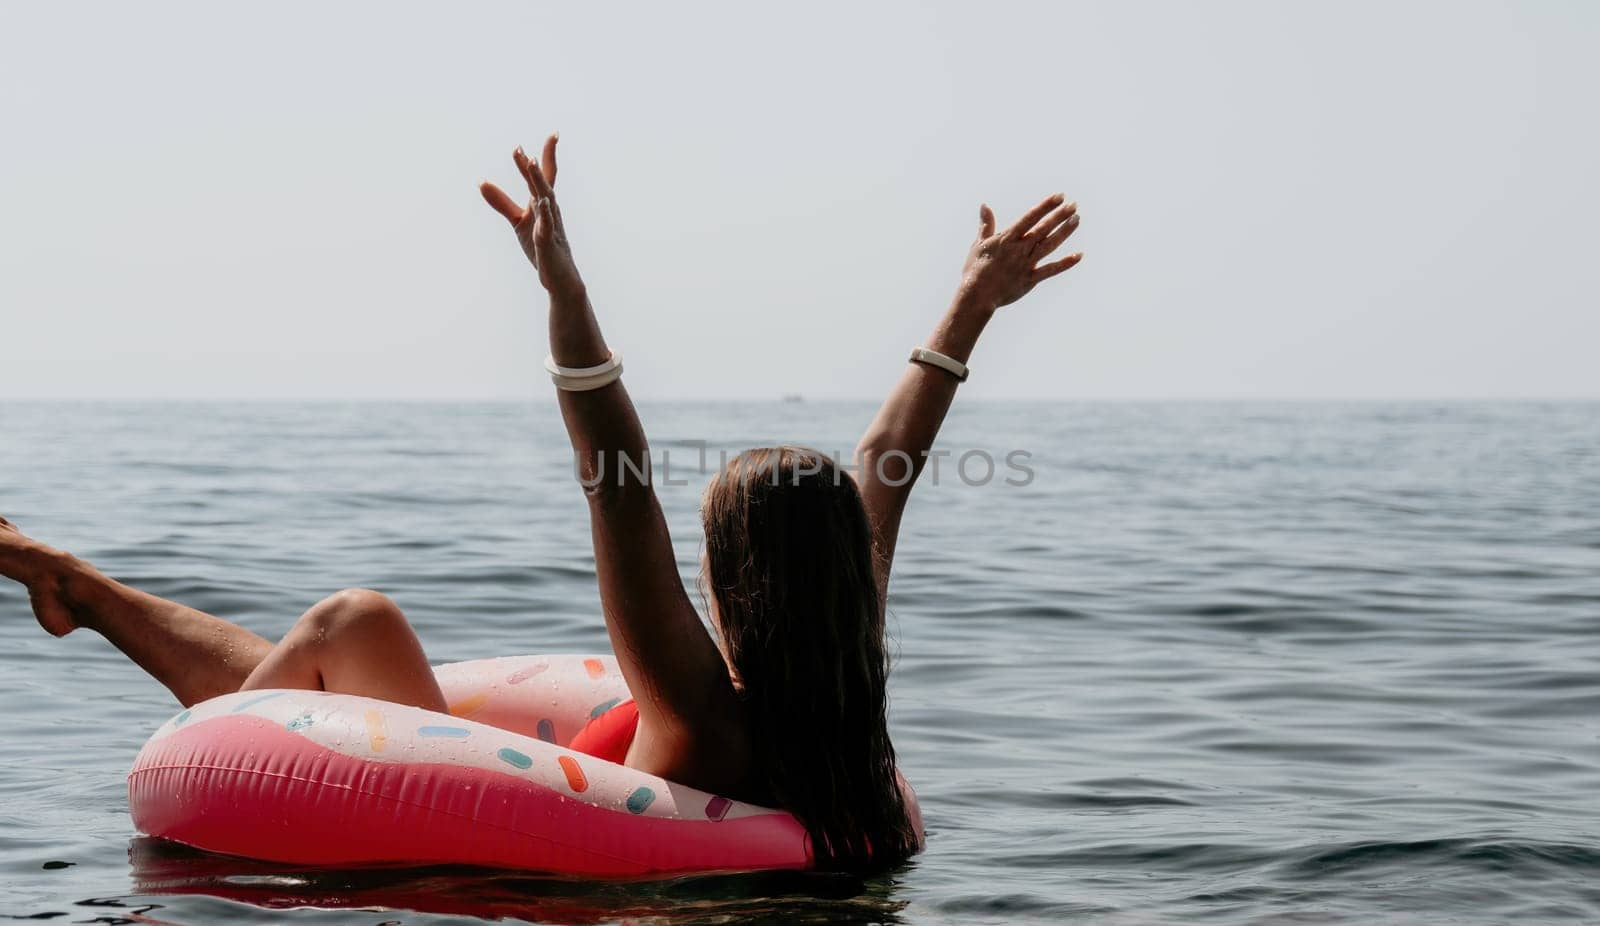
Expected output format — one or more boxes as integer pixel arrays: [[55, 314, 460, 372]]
[[125, 838, 906, 925]]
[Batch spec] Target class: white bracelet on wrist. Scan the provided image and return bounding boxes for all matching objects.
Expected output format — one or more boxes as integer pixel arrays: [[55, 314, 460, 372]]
[[909, 347, 969, 382], [545, 352, 624, 391]]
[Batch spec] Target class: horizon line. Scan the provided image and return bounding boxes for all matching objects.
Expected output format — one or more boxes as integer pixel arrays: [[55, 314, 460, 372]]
[[4, 395, 1599, 404]]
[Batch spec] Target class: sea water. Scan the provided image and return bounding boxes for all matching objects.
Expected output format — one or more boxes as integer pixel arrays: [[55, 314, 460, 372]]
[[1, 401, 1596, 923]]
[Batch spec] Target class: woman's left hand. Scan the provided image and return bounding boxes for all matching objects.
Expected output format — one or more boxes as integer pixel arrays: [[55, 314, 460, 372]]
[[480, 133, 586, 301]]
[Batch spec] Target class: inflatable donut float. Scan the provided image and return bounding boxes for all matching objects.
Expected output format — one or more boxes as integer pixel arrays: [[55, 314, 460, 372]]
[[128, 654, 873, 876]]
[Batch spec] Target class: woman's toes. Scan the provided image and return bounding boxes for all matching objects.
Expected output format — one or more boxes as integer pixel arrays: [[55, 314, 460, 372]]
[[0, 520, 61, 576]]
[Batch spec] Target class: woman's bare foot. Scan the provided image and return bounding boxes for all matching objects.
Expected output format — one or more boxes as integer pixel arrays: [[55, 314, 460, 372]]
[[0, 516, 78, 636]]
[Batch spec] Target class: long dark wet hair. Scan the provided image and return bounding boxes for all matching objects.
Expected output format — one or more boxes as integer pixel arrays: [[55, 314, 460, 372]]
[[701, 446, 918, 871]]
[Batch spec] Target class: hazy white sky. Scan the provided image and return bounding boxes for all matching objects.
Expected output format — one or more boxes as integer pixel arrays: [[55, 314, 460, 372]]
[[1, 1, 1596, 400]]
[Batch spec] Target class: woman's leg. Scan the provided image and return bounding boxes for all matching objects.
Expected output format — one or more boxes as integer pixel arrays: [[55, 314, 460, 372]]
[[1, 516, 273, 706], [240, 588, 447, 713], [3, 516, 445, 712]]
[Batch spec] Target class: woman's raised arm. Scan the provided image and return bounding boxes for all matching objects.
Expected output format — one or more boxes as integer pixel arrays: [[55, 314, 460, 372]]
[[855, 194, 1082, 596], [480, 136, 731, 775]]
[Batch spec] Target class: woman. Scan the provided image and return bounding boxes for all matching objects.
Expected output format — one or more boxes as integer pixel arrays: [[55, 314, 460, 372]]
[[0, 134, 1082, 870]]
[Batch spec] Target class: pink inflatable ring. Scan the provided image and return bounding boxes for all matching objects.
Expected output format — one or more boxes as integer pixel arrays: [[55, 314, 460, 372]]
[[128, 654, 846, 876]]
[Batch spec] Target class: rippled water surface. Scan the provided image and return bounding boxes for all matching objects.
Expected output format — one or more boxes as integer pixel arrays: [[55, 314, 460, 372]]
[[1, 401, 1597, 924]]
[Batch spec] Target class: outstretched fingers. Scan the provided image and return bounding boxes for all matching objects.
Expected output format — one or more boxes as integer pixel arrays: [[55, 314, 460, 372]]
[[978, 203, 996, 240], [540, 133, 558, 186], [1033, 251, 1084, 283], [505, 141, 561, 240], [514, 145, 556, 201], [512, 147, 538, 197], [1005, 193, 1065, 238], [1035, 211, 1082, 257], [479, 181, 528, 226], [1026, 201, 1077, 241]]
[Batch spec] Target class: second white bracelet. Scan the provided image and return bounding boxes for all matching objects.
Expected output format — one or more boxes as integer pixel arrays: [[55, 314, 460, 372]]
[[545, 353, 624, 391], [909, 347, 970, 382]]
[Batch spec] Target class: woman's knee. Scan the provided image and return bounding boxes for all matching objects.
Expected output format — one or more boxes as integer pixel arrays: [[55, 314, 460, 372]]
[[301, 588, 408, 639]]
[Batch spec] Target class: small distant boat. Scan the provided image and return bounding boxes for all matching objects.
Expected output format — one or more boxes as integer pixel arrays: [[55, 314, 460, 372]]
[[781, 394, 804, 404]]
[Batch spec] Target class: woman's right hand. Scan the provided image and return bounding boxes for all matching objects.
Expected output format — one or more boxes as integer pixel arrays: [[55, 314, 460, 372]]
[[480, 133, 587, 301], [955, 193, 1083, 312]]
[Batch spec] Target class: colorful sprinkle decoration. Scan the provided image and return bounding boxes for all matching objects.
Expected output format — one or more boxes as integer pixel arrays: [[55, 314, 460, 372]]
[[505, 663, 549, 685], [626, 787, 656, 814], [448, 691, 491, 718], [705, 795, 731, 821], [536, 719, 556, 743], [558, 755, 589, 793], [418, 726, 470, 738], [232, 692, 285, 713], [589, 697, 622, 719], [496, 747, 533, 770], [364, 710, 388, 753]]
